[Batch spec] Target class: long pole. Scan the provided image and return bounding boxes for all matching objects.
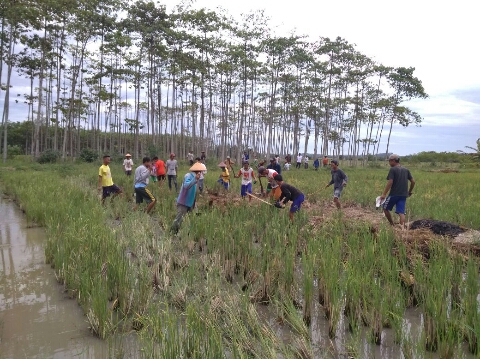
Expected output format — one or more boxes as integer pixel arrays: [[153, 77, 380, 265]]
[[247, 193, 273, 206]]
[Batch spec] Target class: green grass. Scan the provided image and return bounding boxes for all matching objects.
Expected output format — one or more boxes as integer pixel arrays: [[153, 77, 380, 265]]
[[1, 157, 480, 357]]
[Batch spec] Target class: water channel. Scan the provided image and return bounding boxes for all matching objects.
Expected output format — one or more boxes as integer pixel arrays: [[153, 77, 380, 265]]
[[0, 195, 123, 358]]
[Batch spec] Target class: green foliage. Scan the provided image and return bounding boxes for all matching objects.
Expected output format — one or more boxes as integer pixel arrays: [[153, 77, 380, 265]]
[[37, 149, 61, 163], [5, 145, 23, 158], [79, 148, 99, 163]]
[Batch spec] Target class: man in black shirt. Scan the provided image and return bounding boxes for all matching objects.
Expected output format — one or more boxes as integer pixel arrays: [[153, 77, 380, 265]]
[[274, 174, 305, 222], [380, 154, 415, 227]]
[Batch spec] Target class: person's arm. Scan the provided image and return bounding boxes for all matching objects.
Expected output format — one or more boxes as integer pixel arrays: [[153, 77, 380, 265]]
[[183, 173, 198, 190], [381, 179, 393, 200], [326, 175, 334, 188], [342, 172, 348, 186], [98, 167, 103, 190], [408, 177, 415, 196]]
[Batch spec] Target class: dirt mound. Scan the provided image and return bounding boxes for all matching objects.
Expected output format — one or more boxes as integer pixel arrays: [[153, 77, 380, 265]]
[[409, 219, 466, 237]]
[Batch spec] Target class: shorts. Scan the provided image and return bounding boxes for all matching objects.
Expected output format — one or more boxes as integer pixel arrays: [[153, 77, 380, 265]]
[[135, 187, 156, 204], [102, 184, 121, 199], [157, 174, 166, 181], [290, 193, 305, 213], [217, 179, 229, 190], [333, 187, 343, 198], [382, 196, 407, 214], [125, 170, 132, 176], [241, 183, 252, 197], [150, 175, 158, 182]]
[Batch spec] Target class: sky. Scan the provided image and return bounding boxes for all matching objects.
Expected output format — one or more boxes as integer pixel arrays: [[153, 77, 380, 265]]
[[161, 0, 480, 155]]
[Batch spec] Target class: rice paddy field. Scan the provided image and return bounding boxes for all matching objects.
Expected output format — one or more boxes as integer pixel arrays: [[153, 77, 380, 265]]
[[1, 157, 480, 358]]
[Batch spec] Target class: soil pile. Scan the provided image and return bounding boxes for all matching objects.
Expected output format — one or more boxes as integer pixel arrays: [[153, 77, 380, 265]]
[[409, 219, 466, 237]]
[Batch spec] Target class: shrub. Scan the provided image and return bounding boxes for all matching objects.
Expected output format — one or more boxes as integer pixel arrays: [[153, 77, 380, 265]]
[[38, 149, 61, 164], [79, 148, 99, 163]]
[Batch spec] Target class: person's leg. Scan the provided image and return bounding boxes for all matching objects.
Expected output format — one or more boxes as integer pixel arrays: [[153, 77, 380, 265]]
[[144, 188, 156, 214], [168, 175, 172, 190], [173, 175, 178, 192], [133, 188, 142, 211], [333, 188, 342, 209], [171, 204, 189, 233], [289, 211, 294, 222], [395, 198, 407, 227], [383, 209, 394, 225], [382, 196, 396, 225]]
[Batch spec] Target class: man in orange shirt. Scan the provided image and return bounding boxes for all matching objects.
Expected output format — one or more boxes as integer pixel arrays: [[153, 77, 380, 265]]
[[153, 156, 166, 187]]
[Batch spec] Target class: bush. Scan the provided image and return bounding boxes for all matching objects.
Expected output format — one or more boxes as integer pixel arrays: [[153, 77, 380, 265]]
[[79, 148, 99, 163], [37, 149, 61, 164], [4, 145, 23, 159]]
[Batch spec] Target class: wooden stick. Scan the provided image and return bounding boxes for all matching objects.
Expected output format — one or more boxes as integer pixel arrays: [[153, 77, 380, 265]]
[[247, 193, 273, 206]]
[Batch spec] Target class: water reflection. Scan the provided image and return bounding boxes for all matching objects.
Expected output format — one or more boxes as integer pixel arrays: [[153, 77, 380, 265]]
[[0, 196, 115, 358]]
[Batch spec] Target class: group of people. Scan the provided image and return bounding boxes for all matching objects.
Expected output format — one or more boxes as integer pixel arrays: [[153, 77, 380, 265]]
[[98, 151, 415, 234]]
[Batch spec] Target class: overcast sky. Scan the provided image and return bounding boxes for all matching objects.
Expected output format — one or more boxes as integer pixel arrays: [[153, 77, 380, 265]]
[[162, 0, 480, 155]]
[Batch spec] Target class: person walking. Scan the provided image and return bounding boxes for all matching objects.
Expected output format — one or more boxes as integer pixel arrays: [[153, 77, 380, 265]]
[[195, 157, 207, 193], [273, 174, 305, 222], [170, 162, 206, 234], [313, 158, 320, 171], [296, 153, 303, 169], [380, 154, 415, 228], [322, 155, 329, 167], [155, 156, 166, 187], [225, 156, 235, 173], [234, 161, 256, 202], [187, 150, 194, 166], [217, 162, 230, 191], [133, 157, 156, 214], [324, 160, 348, 209], [166, 153, 178, 192], [303, 155, 309, 169], [98, 155, 122, 204], [123, 154, 134, 176]]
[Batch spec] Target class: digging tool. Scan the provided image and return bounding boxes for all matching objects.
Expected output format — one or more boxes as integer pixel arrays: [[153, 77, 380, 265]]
[[258, 176, 265, 196], [247, 193, 273, 206]]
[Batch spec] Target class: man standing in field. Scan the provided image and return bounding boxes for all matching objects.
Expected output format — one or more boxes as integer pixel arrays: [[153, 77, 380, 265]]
[[325, 160, 348, 209], [380, 154, 415, 228], [195, 157, 207, 193], [133, 157, 156, 214], [322, 155, 329, 168], [234, 161, 256, 202], [296, 153, 302, 169], [171, 162, 206, 234], [273, 174, 305, 223], [98, 155, 122, 204], [155, 156, 166, 187], [166, 153, 178, 192], [187, 150, 194, 166], [123, 153, 134, 176]]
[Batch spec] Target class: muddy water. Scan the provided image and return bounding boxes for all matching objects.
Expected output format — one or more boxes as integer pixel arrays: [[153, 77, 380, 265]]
[[0, 195, 121, 359]]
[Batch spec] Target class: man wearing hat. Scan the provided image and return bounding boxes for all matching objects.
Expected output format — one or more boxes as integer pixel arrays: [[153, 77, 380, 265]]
[[225, 155, 235, 173], [273, 174, 305, 222], [123, 153, 134, 176], [380, 154, 415, 227], [325, 160, 348, 209], [267, 157, 281, 174], [171, 162, 206, 234]]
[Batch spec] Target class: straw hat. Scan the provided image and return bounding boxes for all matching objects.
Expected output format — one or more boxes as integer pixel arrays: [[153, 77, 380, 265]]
[[190, 162, 206, 172], [125, 153, 131, 157], [218, 162, 226, 167]]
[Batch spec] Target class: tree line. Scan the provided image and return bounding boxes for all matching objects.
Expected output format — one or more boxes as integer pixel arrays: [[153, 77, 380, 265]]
[[0, 0, 428, 164]]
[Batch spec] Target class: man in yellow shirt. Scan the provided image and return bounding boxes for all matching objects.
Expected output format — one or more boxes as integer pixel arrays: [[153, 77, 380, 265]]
[[217, 162, 230, 190], [98, 155, 122, 204]]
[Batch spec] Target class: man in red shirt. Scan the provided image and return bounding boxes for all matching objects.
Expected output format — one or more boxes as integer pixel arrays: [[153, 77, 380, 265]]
[[154, 156, 166, 188]]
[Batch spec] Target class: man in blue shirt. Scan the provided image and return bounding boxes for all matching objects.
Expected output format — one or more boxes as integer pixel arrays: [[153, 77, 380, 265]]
[[133, 157, 156, 214]]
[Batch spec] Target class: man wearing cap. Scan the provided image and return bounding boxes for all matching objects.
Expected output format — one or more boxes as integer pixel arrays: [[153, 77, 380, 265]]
[[380, 154, 415, 227], [325, 160, 348, 209], [171, 162, 206, 234], [258, 166, 279, 197], [267, 157, 281, 174], [200, 151, 206, 164], [273, 174, 305, 222], [133, 157, 156, 214], [123, 153, 134, 176], [166, 153, 178, 192]]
